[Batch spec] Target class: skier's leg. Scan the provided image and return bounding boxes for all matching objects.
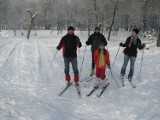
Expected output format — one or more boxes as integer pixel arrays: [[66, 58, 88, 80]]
[[64, 57, 71, 82], [100, 69, 107, 88], [128, 56, 136, 80], [90, 51, 95, 76], [92, 51, 95, 70], [121, 54, 129, 76], [71, 57, 79, 83], [94, 68, 101, 87], [100, 68, 106, 80]]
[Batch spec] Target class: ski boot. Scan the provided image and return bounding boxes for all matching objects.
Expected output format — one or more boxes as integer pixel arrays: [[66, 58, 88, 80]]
[[121, 74, 125, 79], [90, 69, 95, 76], [128, 77, 132, 82], [94, 78, 100, 89], [101, 79, 108, 89], [75, 82, 79, 87], [66, 81, 71, 86]]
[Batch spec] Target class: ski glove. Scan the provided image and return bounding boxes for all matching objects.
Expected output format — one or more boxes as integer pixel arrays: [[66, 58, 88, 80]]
[[77, 42, 82, 48], [119, 43, 123, 46], [142, 44, 145, 48], [86, 41, 90, 45], [108, 65, 111, 69], [56, 45, 61, 50]]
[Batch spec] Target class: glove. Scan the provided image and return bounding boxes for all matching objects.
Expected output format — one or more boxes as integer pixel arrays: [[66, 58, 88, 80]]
[[107, 64, 111, 69], [119, 43, 123, 46], [86, 41, 89, 45], [142, 44, 145, 48], [77, 42, 82, 48], [56, 45, 61, 50]]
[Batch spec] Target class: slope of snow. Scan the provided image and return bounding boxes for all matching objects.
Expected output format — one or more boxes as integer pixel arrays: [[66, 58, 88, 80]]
[[0, 30, 160, 120]]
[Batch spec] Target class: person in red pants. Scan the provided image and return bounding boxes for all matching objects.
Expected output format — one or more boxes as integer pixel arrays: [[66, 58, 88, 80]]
[[56, 26, 82, 86], [94, 42, 110, 88]]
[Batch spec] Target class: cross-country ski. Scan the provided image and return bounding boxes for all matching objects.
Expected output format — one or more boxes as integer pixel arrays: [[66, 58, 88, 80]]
[[58, 82, 73, 96], [97, 83, 110, 97]]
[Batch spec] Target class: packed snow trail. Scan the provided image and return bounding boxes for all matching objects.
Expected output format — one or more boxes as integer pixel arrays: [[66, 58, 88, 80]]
[[0, 31, 159, 120]]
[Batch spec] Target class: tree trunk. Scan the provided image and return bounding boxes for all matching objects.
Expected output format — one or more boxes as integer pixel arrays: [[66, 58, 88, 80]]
[[108, 0, 119, 41], [88, 27, 91, 37], [157, 32, 160, 47], [93, 0, 98, 26], [27, 11, 38, 39], [142, 0, 151, 32], [143, 2, 147, 32], [125, 15, 129, 31], [27, 19, 34, 39]]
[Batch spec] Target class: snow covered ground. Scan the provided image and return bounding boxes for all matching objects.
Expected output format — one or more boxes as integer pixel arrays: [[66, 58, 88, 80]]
[[0, 30, 160, 120]]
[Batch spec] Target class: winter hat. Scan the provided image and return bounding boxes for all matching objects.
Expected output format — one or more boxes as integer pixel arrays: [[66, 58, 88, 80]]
[[68, 26, 75, 31], [132, 28, 139, 34], [95, 27, 100, 31]]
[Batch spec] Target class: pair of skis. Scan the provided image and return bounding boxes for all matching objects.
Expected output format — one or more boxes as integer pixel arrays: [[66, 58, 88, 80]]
[[58, 82, 110, 98], [58, 82, 81, 98], [86, 83, 110, 97]]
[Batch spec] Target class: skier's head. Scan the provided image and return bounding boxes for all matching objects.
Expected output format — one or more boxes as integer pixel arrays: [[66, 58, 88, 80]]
[[68, 26, 75, 35], [95, 27, 100, 33], [131, 28, 139, 37], [99, 42, 105, 50]]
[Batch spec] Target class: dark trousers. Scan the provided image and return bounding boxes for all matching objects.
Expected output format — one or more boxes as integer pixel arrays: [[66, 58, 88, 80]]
[[92, 51, 95, 70], [64, 57, 79, 76]]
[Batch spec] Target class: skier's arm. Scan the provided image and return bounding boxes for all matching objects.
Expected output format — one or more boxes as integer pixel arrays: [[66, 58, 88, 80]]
[[120, 38, 130, 47], [76, 37, 82, 48], [102, 34, 108, 46], [56, 37, 64, 50], [138, 39, 145, 50], [86, 35, 92, 45]]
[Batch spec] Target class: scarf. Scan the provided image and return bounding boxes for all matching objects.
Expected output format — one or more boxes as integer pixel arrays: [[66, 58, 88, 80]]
[[99, 50, 105, 67], [128, 36, 137, 48]]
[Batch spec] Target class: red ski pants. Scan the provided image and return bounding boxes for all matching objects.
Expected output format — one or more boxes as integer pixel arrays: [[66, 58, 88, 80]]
[[96, 68, 106, 80]]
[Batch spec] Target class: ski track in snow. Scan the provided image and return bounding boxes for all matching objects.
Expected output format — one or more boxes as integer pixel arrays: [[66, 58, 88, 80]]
[[0, 31, 160, 120]]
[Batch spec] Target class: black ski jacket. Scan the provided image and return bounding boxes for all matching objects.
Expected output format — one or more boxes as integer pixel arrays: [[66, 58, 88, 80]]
[[57, 34, 82, 57], [86, 32, 107, 52], [121, 36, 144, 57]]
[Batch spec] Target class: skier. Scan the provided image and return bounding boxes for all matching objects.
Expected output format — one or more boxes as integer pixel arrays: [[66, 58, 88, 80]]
[[94, 42, 110, 88], [56, 26, 82, 86], [119, 28, 145, 81], [86, 27, 108, 76]]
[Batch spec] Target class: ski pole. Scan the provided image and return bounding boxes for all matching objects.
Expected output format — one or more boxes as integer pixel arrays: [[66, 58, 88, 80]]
[[109, 68, 120, 87], [138, 49, 145, 82], [109, 68, 114, 79], [79, 45, 87, 76], [48, 50, 58, 75], [78, 47, 82, 62], [111, 46, 121, 69]]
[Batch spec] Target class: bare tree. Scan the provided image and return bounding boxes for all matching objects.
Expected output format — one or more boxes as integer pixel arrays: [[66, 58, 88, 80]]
[[93, 0, 99, 25], [27, 9, 39, 39], [142, 0, 151, 32], [108, 0, 119, 41], [157, 32, 160, 47]]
